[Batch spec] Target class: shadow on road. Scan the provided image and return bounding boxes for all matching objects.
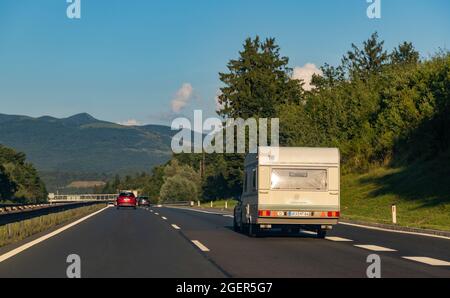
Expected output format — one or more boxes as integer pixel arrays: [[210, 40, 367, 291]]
[[224, 226, 320, 239]]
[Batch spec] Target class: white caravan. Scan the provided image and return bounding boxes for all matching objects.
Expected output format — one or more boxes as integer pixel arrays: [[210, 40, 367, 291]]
[[233, 147, 340, 238]]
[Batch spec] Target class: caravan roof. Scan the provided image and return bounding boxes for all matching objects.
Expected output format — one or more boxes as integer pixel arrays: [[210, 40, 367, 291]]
[[245, 147, 340, 166]]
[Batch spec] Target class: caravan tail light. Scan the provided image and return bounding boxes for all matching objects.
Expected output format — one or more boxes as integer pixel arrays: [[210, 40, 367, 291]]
[[258, 210, 271, 217], [326, 211, 340, 218]]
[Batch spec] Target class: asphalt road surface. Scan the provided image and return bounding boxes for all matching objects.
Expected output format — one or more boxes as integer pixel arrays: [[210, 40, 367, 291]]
[[0, 206, 449, 278]]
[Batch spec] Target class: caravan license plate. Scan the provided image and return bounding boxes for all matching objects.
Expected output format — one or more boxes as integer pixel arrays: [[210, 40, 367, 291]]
[[288, 211, 312, 217]]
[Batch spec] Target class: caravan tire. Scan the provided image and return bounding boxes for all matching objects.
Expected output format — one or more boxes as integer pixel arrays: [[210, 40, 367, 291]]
[[248, 224, 260, 238], [317, 229, 327, 239], [233, 216, 241, 232]]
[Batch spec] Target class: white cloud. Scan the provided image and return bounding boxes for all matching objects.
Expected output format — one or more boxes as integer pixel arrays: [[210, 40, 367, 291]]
[[119, 119, 141, 126], [214, 89, 225, 111], [292, 63, 323, 91], [171, 83, 194, 113]]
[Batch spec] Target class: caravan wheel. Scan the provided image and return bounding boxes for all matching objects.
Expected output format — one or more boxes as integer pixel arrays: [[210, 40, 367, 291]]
[[248, 224, 260, 238], [233, 216, 241, 232], [317, 229, 327, 239]]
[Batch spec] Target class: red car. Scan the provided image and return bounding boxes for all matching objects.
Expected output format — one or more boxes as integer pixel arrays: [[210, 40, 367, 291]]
[[116, 192, 137, 209]]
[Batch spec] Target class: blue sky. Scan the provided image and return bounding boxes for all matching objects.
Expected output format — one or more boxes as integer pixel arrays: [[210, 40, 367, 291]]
[[0, 0, 449, 126]]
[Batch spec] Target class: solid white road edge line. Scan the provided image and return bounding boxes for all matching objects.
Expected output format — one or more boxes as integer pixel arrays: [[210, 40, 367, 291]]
[[192, 240, 210, 252], [340, 221, 450, 240], [354, 245, 397, 252], [171, 224, 181, 230], [164, 206, 226, 216], [402, 257, 450, 266], [0, 205, 111, 263]]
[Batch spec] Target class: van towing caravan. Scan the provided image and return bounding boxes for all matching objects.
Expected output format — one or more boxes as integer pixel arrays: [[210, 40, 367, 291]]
[[233, 147, 340, 238]]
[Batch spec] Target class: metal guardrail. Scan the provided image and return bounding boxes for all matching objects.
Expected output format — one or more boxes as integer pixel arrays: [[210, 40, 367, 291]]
[[161, 201, 192, 207], [48, 194, 118, 203], [0, 203, 53, 213], [0, 201, 107, 226]]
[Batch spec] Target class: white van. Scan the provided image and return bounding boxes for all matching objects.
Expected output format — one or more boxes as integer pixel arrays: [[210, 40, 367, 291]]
[[233, 147, 340, 238]]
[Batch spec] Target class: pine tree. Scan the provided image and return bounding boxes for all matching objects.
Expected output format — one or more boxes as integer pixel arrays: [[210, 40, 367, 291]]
[[342, 32, 389, 78], [218, 36, 303, 119], [391, 42, 420, 65]]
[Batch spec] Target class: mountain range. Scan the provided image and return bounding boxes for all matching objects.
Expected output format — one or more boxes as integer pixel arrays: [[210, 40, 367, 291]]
[[0, 113, 176, 190]]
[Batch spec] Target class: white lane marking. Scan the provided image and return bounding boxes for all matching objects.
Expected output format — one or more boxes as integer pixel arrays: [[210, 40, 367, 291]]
[[354, 245, 397, 252], [300, 230, 317, 235], [165, 206, 227, 216], [402, 257, 450, 266], [326, 236, 353, 242], [0, 206, 110, 263], [162, 216, 167, 220], [171, 224, 181, 230], [340, 221, 450, 241], [155, 213, 159, 215], [223, 215, 234, 218], [192, 240, 210, 252]]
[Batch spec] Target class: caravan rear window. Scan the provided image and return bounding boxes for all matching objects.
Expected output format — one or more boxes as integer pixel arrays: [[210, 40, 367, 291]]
[[270, 169, 327, 191]]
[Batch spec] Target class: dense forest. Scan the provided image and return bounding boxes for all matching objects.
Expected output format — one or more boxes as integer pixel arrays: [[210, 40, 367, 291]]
[[106, 33, 450, 205], [0, 145, 47, 203]]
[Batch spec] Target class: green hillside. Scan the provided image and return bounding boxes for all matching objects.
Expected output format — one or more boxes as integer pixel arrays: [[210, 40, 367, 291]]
[[0, 113, 175, 191]]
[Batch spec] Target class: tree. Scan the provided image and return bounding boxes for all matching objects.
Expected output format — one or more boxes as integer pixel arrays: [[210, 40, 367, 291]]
[[391, 42, 420, 65], [159, 160, 201, 201], [160, 175, 198, 203], [0, 145, 47, 203], [0, 164, 17, 201], [311, 63, 346, 89], [141, 166, 165, 204], [218, 36, 303, 119], [342, 32, 389, 79]]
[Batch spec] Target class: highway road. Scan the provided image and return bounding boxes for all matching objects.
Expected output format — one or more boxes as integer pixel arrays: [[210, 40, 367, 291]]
[[0, 206, 449, 278]]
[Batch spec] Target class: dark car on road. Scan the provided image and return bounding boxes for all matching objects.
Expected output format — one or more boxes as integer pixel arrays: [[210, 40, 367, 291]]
[[116, 192, 137, 209], [138, 196, 150, 207]]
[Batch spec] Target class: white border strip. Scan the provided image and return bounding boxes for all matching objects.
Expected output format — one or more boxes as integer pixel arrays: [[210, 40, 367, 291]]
[[340, 221, 450, 240], [0, 206, 110, 263], [165, 206, 228, 216]]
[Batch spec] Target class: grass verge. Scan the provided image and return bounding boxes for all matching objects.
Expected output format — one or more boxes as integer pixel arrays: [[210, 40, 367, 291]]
[[341, 164, 450, 231], [200, 199, 237, 210], [0, 204, 107, 248]]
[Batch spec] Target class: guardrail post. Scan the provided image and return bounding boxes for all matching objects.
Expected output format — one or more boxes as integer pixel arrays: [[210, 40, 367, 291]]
[[197, 201, 200, 207], [392, 204, 397, 224], [225, 201, 228, 209], [210, 201, 213, 208]]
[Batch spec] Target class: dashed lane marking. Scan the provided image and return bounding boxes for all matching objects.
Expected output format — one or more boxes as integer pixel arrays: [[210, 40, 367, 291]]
[[326, 236, 354, 242], [354, 245, 397, 252], [192, 240, 210, 252], [171, 224, 181, 230], [402, 257, 450, 266]]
